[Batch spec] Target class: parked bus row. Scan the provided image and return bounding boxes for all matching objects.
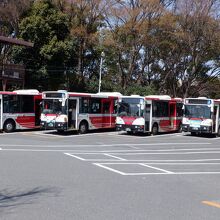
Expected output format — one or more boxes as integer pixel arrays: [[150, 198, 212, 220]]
[[0, 90, 220, 137]]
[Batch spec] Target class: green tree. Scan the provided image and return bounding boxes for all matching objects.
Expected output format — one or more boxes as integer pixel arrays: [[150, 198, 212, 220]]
[[12, 0, 73, 90]]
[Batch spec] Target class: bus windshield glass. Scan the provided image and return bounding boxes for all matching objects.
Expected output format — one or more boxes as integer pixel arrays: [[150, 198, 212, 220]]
[[118, 98, 144, 117], [184, 105, 211, 119], [42, 99, 66, 114]]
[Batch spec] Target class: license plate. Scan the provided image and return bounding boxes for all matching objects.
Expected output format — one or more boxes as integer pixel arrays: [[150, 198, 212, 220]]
[[192, 127, 198, 130], [48, 123, 53, 127]]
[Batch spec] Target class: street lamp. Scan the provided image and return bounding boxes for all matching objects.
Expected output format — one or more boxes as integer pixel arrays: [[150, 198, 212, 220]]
[[98, 51, 105, 93]]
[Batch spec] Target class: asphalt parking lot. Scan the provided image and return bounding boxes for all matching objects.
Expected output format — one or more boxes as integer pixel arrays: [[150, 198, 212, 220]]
[[1, 130, 220, 220]]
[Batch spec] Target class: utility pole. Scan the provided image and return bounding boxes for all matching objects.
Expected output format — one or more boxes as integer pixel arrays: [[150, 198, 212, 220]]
[[98, 51, 105, 93]]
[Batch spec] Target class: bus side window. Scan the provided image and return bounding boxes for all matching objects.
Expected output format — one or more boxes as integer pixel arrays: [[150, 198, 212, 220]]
[[20, 95, 34, 113], [3, 95, 19, 113], [80, 97, 89, 113], [90, 98, 101, 113], [103, 102, 110, 114], [176, 103, 183, 117], [153, 101, 168, 117], [113, 100, 118, 114]]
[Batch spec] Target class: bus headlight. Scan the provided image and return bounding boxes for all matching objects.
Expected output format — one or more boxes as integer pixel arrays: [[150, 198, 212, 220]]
[[64, 117, 68, 122], [201, 119, 212, 126]]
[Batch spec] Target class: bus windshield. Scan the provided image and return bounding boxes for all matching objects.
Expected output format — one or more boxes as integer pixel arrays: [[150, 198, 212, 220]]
[[42, 99, 66, 114], [184, 105, 211, 119], [118, 98, 144, 117]]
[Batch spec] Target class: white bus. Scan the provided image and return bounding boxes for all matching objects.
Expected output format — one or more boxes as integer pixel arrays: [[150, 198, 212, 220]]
[[116, 95, 183, 135], [0, 90, 42, 132], [182, 97, 220, 136], [40, 90, 121, 133]]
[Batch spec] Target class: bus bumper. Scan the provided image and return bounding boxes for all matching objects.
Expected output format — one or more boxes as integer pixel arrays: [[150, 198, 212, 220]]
[[182, 124, 212, 133], [116, 124, 144, 132], [40, 121, 55, 129], [55, 122, 68, 131]]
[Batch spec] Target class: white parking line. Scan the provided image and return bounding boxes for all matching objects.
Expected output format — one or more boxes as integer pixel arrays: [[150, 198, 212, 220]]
[[93, 162, 220, 176], [104, 153, 127, 161], [64, 153, 126, 161], [0, 142, 212, 148], [113, 151, 220, 155], [140, 163, 174, 174], [136, 162, 220, 165], [108, 132, 182, 139], [112, 147, 220, 154], [123, 172, 220, 175], [93, 163, 126, 175], [64, 153, 86, 161]]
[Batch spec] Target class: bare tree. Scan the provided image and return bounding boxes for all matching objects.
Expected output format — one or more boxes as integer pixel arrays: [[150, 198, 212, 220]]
[[0, 0, 32, 35], [157, 0, 220, 97], [104, 0, 167, 91]]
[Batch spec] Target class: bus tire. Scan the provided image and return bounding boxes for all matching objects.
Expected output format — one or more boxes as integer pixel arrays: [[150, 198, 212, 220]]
[[178, 123, 182, 133], [152, 123, 158, 136], [217, 127, 220, 137], [3, 120, 16, 133], [79, 121, 88, 134]]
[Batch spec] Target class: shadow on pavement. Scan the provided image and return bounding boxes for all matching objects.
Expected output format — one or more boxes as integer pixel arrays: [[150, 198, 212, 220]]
[[0, 187, 60, 213], [42, 128, 117, 136]]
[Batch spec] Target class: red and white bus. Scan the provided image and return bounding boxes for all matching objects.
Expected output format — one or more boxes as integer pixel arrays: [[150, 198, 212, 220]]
[[182, 97, 220, 136], [40, 90, 121, 133], [116, 95, 183, 135], [0, 89, 42, 132]]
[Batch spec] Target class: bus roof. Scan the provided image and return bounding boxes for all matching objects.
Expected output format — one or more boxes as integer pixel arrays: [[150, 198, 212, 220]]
[[184, 98, 220, 104], [184, 97, 211, 100], [0, 89, 40, 95], [145, 95, 182, 101], [13, 89, 40, 95], [42, 91, 121, 99], [145, 95, 171, 100], [96, 92, 122, 97], [119, 95, 144, 99]]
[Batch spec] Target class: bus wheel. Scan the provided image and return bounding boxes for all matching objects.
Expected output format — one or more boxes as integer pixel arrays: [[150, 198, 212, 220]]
[[3, 120, 16, 133], [178, 123, 182, 133], [152, 124, 158, 136], [79, 121, 88, 134], [217, 127, 220, 137]]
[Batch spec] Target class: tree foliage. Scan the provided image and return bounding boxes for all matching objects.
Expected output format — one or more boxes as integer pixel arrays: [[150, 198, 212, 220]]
[[1, 0, 220, 98]]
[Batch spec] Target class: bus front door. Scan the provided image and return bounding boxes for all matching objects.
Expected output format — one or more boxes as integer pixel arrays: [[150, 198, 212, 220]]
[[68, 99, 77, 129], [213, 105, 219, 133], [102, 99, 111, 128], [35, 98, 41, 126], [145, 103, 151, 132], [0, 96, 2, 129], [169, 102, 176, 130]]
